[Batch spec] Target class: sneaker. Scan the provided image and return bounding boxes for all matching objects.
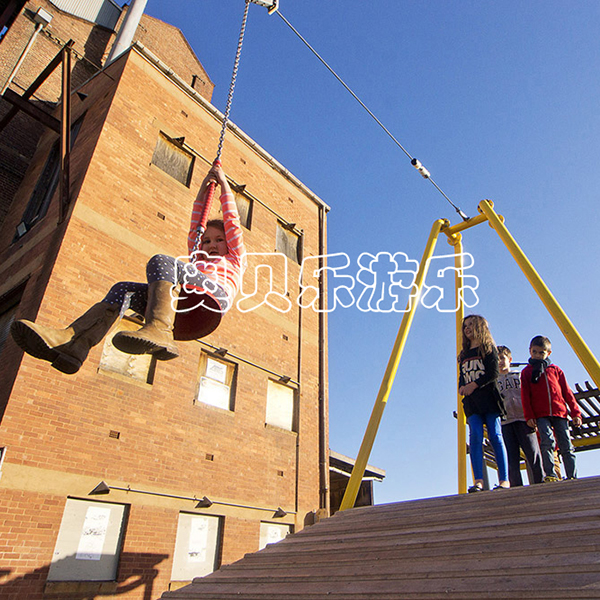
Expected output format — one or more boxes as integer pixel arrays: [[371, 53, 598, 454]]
[[543, 475, 560, 483], [493, 484, 509, 490], [468, 484, 483, 493]]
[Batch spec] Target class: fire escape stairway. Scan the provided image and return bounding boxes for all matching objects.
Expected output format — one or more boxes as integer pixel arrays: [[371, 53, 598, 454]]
[[161, 475, 600, 599]]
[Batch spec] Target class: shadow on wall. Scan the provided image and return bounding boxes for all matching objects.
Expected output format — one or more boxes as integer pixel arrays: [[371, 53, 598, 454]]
[[0, 552, 169, 600], [71, 24, 113, 88]]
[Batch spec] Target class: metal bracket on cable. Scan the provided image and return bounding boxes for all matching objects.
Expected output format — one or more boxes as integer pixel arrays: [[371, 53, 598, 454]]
[[274, 9, 471, 221], [411, 158, 430, 179], [250, 0, 279, 14]]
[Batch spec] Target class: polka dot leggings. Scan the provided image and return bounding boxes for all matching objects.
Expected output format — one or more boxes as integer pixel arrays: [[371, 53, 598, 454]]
[[102, 254, 229, 315]]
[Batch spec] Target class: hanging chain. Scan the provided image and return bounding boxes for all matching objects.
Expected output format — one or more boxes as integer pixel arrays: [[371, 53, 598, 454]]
[[215, 0, 251, 162], [193, 0, 251, 254]]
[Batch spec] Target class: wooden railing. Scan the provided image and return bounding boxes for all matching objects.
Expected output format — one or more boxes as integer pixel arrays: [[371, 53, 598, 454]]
[[571, 381, 600, 451]]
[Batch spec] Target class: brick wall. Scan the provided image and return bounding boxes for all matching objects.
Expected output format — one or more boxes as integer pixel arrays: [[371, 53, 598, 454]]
[[134, 12, 214, 98], [0, 490, 64, 600], [0, 0, 214, 230], [0, 46, 328, 599]]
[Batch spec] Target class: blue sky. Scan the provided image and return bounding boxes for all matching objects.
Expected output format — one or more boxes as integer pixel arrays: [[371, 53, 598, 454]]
[[145, 0, 600, 503]]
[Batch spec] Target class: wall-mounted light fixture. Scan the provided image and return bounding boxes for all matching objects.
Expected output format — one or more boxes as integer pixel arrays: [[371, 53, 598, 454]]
[[89, 481, 111, 495], [195, 496, 213, 508], [32, 7, 53, 27], [88, 481, 295, 517]]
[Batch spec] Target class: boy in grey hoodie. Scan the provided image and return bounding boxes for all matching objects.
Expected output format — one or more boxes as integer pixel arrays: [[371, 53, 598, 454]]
[[498, 345, 543, 485]]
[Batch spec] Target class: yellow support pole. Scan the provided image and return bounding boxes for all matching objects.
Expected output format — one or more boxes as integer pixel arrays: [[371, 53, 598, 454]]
[[339, 219, 448, 511], [443, 212, 489, 237], [478, 199, 600, 390], [446, 231, 468, 494]]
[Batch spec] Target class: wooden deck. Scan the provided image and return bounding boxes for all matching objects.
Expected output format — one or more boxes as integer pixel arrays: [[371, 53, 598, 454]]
[[161, 475, 600, 599]]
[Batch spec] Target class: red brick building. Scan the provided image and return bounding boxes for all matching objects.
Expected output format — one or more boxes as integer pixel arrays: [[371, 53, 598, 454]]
[[0, 3, 330, 598], [0, 0, 214, 227]]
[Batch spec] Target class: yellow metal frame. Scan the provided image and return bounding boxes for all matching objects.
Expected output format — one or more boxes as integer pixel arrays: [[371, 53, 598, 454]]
[[339, 200, 600, 510], [573, 437, 600, 449]]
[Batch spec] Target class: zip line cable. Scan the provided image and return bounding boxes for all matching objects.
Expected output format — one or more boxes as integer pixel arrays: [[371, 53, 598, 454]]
[[274, 9, 469, 221]]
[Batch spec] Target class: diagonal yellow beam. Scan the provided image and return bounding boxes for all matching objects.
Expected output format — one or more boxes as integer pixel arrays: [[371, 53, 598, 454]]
[[478, 199, 600, 390], [339, 219, 448, 511]]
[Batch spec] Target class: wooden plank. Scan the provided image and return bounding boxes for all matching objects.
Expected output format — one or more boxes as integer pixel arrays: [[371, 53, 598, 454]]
[[278, 495, 600, 538], [207, 553, 600, 580], [164, 569, 600, 598], [1, 89, 60, 133]]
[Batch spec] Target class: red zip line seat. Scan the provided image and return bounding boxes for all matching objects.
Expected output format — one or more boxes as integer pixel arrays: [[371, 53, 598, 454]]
[[173, 291, 223, 341]]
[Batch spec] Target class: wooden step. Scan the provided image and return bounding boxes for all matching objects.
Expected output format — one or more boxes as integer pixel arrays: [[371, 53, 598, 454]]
[[243, 509, 599, 554], [203, 552, 600, 581], [163, 571, 600, 600], [161, 475, 600, 600]]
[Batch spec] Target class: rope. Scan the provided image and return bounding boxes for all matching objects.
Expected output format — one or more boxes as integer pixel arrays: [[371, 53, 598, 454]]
[[275, 10, 469, 221], [193, 0, 252, 254]]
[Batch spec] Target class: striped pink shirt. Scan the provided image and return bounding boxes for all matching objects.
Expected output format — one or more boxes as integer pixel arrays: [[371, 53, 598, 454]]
[[187, 191, 246, 304]]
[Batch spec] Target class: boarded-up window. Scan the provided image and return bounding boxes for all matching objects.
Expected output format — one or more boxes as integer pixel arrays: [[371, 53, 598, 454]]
[[266, 380, 295, 431], [99, 320, 156, 384], [171, 512, 222, 581], [259, 522, 292, 550], [151, 133, 194, 186], [47, 498, 127, 581], [276, 222, 301, 264], [0, 447, 6, 480], [230, 186, 252, 229], [196, 352, 236, 411]]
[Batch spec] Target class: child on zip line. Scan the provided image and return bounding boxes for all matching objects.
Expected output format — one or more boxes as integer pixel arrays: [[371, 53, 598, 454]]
[[11, 164, 246, 374]]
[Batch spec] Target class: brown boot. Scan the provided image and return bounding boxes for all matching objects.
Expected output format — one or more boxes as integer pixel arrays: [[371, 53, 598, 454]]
[[11, 302, 119, 374], [112, 281, 179, 361]]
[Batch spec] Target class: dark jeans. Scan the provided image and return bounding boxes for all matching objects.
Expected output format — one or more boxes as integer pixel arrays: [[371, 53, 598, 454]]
[[501, 420, 544, 485], [537, 416, 577, 479]]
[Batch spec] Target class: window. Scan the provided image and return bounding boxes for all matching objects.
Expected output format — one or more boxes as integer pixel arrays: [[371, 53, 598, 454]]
[[47, 498, 128, 582], [195, 352, 236, 411], [151, 133, 194, 186], [0, 447, 6, 482], [15, 117, 83, 239], [171, 512, 222, 581], [276, 222, 301, 264], [99, 319, 156, 384], [266, 379, 295, 431], [0, 304, 18, 356], [230, 185, 252, 229], [0, 282, 26, 356], [259, 522, 292, 550]]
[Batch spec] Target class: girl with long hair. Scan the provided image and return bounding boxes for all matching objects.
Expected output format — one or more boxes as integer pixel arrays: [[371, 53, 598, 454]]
[[458, 314, 509, 492]]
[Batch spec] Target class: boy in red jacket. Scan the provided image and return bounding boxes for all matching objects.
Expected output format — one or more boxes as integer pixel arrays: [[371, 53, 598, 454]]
[[521, 335, 582, 481]]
